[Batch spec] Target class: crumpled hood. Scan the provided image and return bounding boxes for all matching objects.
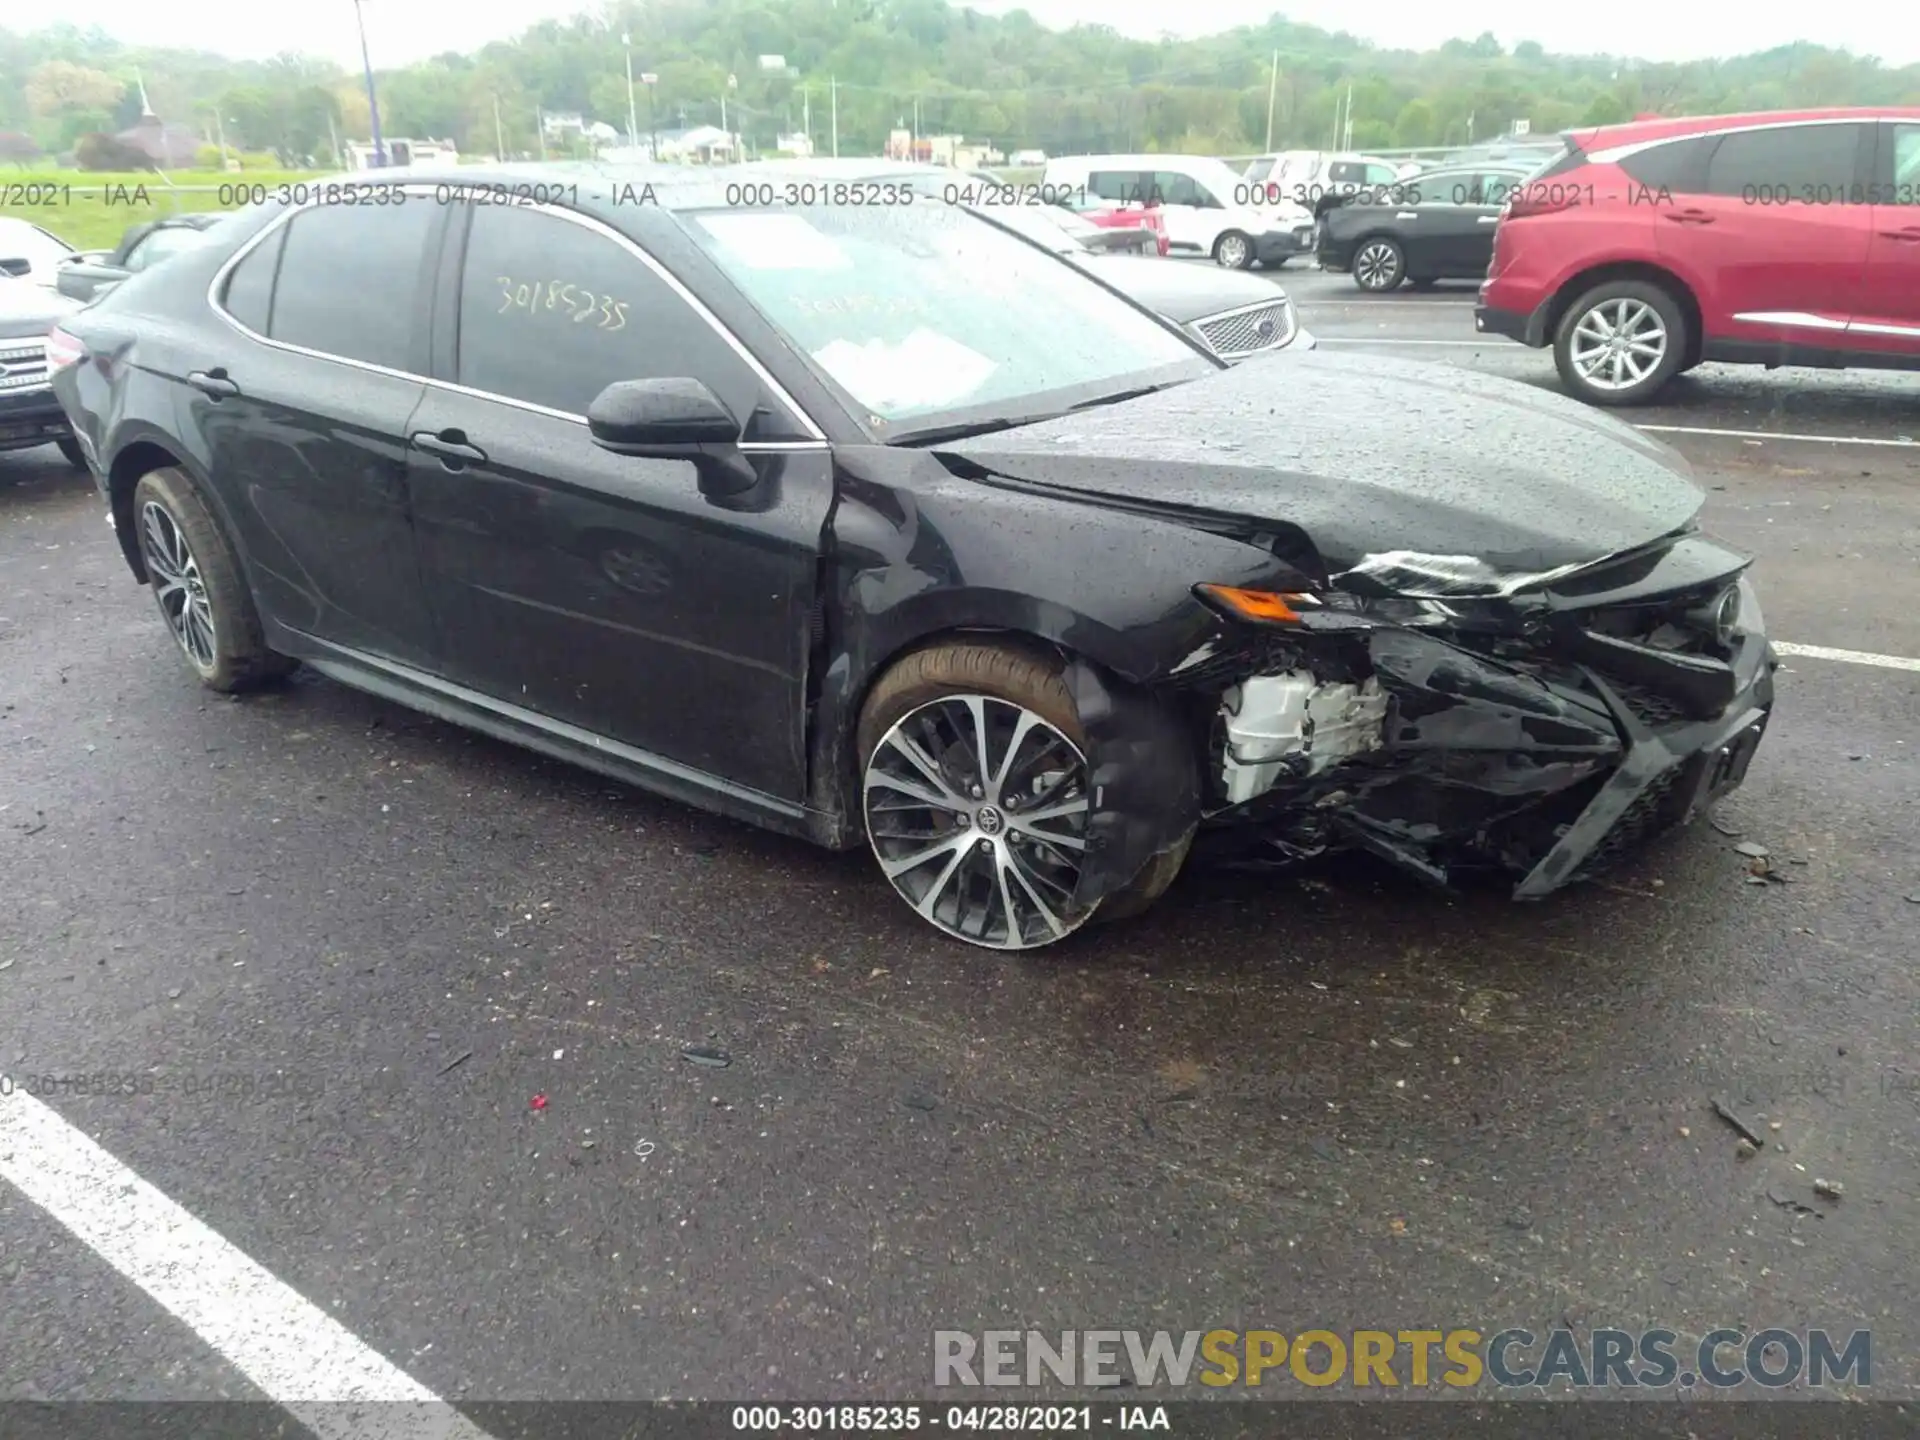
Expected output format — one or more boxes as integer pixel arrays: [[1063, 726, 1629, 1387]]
[[941, 350, 1703, 581]]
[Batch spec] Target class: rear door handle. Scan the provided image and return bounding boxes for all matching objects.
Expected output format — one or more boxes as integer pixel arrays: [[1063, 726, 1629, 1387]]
[[1477, 214, 1500, 224], [1881, 228, 1920, 242], [1395, 211, 1418, 220], [186, 369, 240, 399], [1664, 209, 1716, 225], [411, 430, 488, 467]]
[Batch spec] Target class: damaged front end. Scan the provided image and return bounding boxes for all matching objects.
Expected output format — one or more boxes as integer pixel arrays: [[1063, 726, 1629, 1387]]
[[1173, 533, 1778, 897]]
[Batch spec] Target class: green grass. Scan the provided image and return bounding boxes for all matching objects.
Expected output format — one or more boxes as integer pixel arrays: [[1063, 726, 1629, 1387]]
[[2, 169, 331, 251]]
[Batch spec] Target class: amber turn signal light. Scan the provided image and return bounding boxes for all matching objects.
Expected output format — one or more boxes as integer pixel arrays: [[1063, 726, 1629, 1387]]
[[1196, 584, 1311, 624]]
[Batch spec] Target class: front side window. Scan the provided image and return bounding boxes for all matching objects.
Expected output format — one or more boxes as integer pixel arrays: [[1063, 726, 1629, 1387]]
[[268, 201, 436, 370], [1412, 172, 1474, 205], [1703, 123, 1867, 199], [455, 204, 761, 423], [1087, 171, 1139, 203], [1150, 171, 1203, 207], [685, 203, 1211, 428]]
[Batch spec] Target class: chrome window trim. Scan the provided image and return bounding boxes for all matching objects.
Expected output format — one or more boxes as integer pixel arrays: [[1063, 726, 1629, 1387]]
[[1587, 115, 1883, 166], [204, 182, 830, 444]]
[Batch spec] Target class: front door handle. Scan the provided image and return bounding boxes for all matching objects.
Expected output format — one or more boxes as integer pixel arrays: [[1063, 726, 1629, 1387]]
[[1880, 227, 1920, 242], [186, 369, 240, 400], [1477, 214, 1500, 224], [1664, 209, 1716, 225], [410, 430, 488, 467]]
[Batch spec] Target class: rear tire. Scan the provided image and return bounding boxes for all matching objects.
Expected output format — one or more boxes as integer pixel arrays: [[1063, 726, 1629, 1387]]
[[1552, 279, 1688, 407], [1212, 230, 1255, 269], [132, 467, 294, 692], [856, 642, 1187, 950], [1352, 237, 1405, 292]]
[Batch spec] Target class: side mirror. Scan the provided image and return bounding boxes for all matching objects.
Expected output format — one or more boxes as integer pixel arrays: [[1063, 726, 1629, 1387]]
[[588, 377, 739, 452], [0, 257, 30, 278]]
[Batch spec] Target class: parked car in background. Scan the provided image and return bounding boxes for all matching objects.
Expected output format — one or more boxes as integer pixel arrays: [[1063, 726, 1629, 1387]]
[[1043, 154, 1317, 268], [0, 273, 84, 468], [53, 164, 1775, 950], [57, 214, 225, 303], [1244, 152, 1410, 216], [740, 161, 1305, 361], [1055, 192, 1169, 255], [1439, 140, 1567, 171], [1318, 165, 1534, 291], [0, 217, 78, 287], [1477, 108, 1920, 405]]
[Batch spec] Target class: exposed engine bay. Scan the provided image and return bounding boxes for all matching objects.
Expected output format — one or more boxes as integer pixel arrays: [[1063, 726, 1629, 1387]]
[[1173, 538, 1778, 899]]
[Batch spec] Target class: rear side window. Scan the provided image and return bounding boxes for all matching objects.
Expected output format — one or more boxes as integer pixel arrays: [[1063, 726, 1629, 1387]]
[[1326, 161, 1365, 184], [1244, 158, 1274, 183], [219, 223, 285, 334], [1886, 123, 1920, 198], [1702, 123, 1868, 199], [1619, 136, 1712, 191], [267, 201, 437, 370]]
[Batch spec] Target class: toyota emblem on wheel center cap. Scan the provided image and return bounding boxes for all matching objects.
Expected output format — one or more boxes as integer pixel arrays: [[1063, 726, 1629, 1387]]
[[975, 805, 1005, 836]]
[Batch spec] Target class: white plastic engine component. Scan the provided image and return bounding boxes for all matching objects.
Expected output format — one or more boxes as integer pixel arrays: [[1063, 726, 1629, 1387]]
[[1219, 671, 1389, 804]]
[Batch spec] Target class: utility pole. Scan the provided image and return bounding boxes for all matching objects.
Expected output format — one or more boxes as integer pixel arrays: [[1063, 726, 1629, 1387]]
[[352, 0, 386, 166], [536, 106, 548, 161], [1343, 83, 1354, 149], [492, 94, 504, 159], [830, 76, 838, 158], [1264, 49, 1278, 152], [645, 75, 659, 161], [912, 95, 920, 161], [327, 109, 340, 167], [803, 89, 812, 152], [622, 34, 640, 147]]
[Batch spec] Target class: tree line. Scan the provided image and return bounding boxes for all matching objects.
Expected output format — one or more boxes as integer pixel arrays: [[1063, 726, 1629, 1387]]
[[4, 3, 1916, 168]]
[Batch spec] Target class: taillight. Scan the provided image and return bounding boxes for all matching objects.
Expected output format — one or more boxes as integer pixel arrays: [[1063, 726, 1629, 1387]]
[[45, 325, 86, 373]]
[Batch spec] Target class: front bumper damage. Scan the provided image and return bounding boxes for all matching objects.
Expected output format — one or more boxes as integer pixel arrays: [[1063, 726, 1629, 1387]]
[[1180, 568, 1777, 899]]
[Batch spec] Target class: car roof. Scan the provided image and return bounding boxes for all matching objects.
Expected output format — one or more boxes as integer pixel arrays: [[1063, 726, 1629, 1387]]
[[1574, 106, 1920, 152], [1045, 155, 1233, 169]]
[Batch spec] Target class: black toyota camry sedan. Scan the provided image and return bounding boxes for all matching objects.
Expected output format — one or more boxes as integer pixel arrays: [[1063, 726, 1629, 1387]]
[[51, 164, 1777, 951]]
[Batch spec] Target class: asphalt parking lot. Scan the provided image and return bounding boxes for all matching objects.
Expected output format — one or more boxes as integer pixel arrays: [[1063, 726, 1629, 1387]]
[[3, 269, 1917, 1420]]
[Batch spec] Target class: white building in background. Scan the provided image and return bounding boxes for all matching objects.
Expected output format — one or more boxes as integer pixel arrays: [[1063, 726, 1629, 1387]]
[[343, 137, 459, 169], [598, 126, 740, 164], [777, 132, 814, 158], [1010, 148, 1047, 166], [540, 111, 587, 140]]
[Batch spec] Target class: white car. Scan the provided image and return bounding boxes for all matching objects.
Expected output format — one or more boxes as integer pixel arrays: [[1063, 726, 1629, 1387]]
[[1042, 154, 1317, 269], [1242, 152, 1410, 215], [0, 217, 79, 288]]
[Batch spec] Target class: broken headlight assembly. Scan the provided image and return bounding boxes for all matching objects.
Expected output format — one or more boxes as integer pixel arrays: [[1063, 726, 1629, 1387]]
[[1195, 583, 1454, 630]]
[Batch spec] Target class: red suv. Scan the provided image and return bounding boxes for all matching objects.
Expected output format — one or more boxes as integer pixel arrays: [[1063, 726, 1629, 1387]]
[[1477, 108, 1920, 405]]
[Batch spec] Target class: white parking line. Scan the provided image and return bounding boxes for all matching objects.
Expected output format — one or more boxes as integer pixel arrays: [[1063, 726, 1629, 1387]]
[[1773, 641, 1920, 673], [0, 1089, 493, 1439], [1636, 424, 1920, 448]]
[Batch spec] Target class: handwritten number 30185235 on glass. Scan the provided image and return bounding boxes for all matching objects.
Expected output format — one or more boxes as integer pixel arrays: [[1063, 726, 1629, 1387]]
[[497, 276, 630, 331]]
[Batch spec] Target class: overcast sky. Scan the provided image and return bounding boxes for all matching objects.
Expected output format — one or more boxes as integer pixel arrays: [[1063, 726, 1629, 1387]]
[[41, 0, 1916, 71]]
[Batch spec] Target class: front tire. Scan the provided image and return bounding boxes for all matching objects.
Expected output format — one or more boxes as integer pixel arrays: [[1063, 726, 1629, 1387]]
[[856, 642, 1186, 950], [55, 436, 86, 469], [132, 468, 294, 692], [1352, 237, 1405, 291], [1553, 280, 1688, 406], [1212, 230, 1255, 269]]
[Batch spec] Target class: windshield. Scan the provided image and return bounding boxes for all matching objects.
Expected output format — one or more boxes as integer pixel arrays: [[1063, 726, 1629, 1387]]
[[684, 204, 1210, 433]]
